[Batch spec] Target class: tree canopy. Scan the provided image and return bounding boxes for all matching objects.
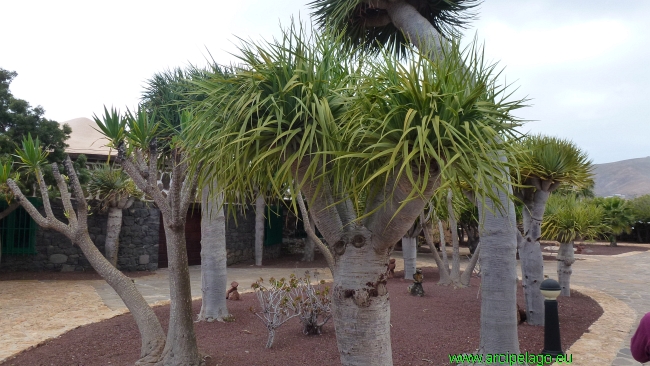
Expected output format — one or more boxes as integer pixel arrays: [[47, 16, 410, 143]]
[[0, 68, 71, 162]]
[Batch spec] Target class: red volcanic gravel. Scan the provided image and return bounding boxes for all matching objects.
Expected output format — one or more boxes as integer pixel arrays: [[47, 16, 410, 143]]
[[1, 267, 603, 366]]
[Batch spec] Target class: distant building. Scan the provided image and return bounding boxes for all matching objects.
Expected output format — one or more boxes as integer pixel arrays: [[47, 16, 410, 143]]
[[63, 117, 115, 165]]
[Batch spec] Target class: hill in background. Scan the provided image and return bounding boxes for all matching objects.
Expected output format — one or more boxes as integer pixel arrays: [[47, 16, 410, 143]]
[[593, 157, 650, 198]]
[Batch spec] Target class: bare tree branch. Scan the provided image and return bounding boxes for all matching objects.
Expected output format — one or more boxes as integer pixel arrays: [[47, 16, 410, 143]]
[[7, 179, 70, 236], [297, 189, 336, 275], [169, 149, 183, 226], [179, 159, 199, 221], [51, 162, 77, 227], [35, 169, 54, 219], [293, 159, 344, 246], [134, 149, 148, 175], [364, 172, 437, 252], [118, 142, 171, 218], [63, 157, 88, 228]]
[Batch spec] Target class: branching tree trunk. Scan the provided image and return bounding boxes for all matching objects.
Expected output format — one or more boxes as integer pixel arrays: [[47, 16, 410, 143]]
[[118, 141, 202, 366], [557, 241, 575, 297], [7, 159, 166, 364], [296, 161, 438, 366], [254, 192, 265, 266], [477, 166, 520, 356], [197, 180, 229, 322], [421, 212, 451, 285], [516, 178, 560, 325]]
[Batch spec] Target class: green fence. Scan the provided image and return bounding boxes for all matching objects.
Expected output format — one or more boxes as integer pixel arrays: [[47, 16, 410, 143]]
[[264, 205, 283, 247], [0, 197, 41, 255]]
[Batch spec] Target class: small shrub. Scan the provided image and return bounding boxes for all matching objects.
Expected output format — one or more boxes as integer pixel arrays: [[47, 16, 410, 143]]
[[250, 271, 332, 348], [296, 271, 331, 335], [251, 275, 301, 348]]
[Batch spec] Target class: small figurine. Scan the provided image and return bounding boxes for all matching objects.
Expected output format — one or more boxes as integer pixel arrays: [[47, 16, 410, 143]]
[[386, 259, 396, 279], [226, 281, 240, 300], [407, 268, 424, 296]]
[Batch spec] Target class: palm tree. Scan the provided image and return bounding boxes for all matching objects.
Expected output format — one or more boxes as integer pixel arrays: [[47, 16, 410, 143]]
[[542, 194, 603, 296], [595, 196, 635, 247], [512, 135, 592, 325], [88, 164, 142, 267], [310, 0, 526, 356], [184, 24, 523, 365], [6, 135, 166, 363]]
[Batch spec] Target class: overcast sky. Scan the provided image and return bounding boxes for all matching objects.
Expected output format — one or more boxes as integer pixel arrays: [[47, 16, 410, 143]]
[[2, 0, 648, 164]]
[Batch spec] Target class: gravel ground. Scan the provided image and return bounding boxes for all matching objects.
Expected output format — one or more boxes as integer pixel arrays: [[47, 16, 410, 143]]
[[1, 266, 603, 366]]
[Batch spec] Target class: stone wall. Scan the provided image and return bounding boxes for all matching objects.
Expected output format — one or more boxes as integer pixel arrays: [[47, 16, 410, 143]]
[[0, 199, 159, 272], [224, 205, 281, 265]]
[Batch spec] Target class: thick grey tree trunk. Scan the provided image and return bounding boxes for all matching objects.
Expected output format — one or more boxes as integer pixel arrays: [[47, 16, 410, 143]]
[[104, 207, 123, 267], [104, 197, 134, 268], [332, 229, 393, 366], [254, 193, 265, 266], [421, 213, 451, 285], [477, 168, 520, 356], [197, 183, 229, 322], [438, 220, 450, 274], [296, 159, 437, 366], [159, 223, 201, 365], [557, 241, 575, 297], [519, 189, 550, 325], [402, 236, 417, 280]]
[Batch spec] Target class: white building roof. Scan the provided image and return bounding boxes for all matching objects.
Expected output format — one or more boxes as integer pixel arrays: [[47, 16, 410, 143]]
[[62, 117, 116, 157]]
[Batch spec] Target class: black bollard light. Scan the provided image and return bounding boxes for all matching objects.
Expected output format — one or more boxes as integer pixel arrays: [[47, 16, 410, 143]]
[[540, 278, 564, 358]]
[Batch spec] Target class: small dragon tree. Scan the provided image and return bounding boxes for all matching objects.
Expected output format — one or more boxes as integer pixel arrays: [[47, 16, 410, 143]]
[[95, 106, 203, 365], [542, 194, 604, 296], [6, 134, 166, 364], [512, 135, 592, 324], [88, 163, 143, 267]]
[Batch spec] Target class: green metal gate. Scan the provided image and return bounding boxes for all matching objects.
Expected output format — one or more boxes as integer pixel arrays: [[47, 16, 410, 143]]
[[0, 197, 41, 255]]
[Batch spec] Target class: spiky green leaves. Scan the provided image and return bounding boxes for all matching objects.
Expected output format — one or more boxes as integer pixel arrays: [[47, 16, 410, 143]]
[[88, 164, 143, 211], [93, 106, 127, 150], [309, 0, 479, 56], [346, 40, 524, 205], [184, 23, 525, 217], [593, 196, 635, 237], [14, 134, 49, 172], [513, 134, 593, 191], [542, 195, 604, 243], [185, 24, 357, 203]]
